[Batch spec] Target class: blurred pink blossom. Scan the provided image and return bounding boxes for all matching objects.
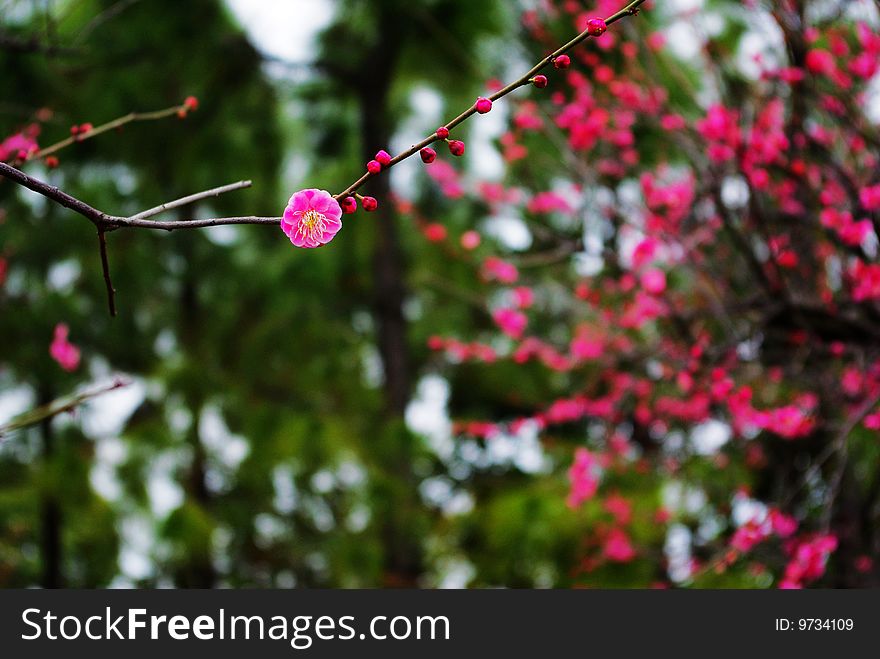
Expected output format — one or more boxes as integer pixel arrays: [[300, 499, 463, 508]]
[[50, 323, 81, 372]]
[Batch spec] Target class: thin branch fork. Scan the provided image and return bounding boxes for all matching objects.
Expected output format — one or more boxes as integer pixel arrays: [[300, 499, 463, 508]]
[[780, 390, 880, 515], [0, 161, 274, 315], [0, 162, 275, 231]]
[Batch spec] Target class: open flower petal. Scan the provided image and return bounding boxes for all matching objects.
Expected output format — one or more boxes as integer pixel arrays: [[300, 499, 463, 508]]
[[281, 189, 343, 248]]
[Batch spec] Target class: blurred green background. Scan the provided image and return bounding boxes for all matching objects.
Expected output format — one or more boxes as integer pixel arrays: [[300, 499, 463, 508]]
[[2, 0, 878, 589]]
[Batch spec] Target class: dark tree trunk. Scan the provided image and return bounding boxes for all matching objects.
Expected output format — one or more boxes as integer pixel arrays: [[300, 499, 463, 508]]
[[353, 21, 422, 586], [39, 388, 63, 588], [829, 462, 879, 588], [357, 53, 411, 417]]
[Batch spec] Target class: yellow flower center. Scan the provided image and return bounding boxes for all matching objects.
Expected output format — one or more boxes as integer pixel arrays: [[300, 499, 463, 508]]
[[296, 209, 327, 242]]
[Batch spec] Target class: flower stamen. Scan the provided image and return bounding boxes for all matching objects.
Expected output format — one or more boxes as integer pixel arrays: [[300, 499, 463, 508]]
[[295, 209, 328, 242]]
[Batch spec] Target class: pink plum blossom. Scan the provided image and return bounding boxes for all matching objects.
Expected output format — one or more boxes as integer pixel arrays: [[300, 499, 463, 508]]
[[281, 189, 343, 248], [493, 308, 527, 339], [512, 287, 534, 309], [640, 268, 667, 295], [426, 160, 465, 198], [769, 509, 798, 538], [482, 257, 519, 284], [49, 323, 81, 372], [570, 335, 603, 361], [527, 191, 572, 214], [603, 493, 632, 525], [567, 448, 600, 507], [851, 260, 880, 301], [631, 237, 658, 269], [423, 223, 447, 242], [603, 528, 637, 562], [780, 534, 837, 588], [805, 49, 836, 75], [760, 404, 816, 439], [696, 105, 740, 163], [861, 184, 880, 211], [460, 230, 481, 250], [0, 126, 39, 161], [730, 520, 769, 553]]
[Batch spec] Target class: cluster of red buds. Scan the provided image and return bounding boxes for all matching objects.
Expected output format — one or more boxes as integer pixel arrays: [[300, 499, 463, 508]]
[[329, 15, 610, 224], [177, 95, 199, 118], [340, 194, 378, 214], [69, 123, 93, 141]]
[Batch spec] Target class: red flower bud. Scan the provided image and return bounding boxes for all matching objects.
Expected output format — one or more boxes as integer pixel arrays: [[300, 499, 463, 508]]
[[375, 149, 392, 167], [341, 196, 358, 214], [587, 18, 607, 36], [367, 160, 382, 174], [420, 147, 437, 163], [553, 54, 571, 69], [70, 125, 80, 136], [475, 97, 493, 114], [362, 196, 379, 212], [45, 156, 59, 168], [448, 140, 466, 157], [184, 95, 199, 110], [532, 75, 548, 88], [436, 126, 450, 139]]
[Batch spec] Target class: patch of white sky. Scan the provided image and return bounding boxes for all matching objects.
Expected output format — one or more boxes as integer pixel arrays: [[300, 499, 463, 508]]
[[225, 0, 335, 64]]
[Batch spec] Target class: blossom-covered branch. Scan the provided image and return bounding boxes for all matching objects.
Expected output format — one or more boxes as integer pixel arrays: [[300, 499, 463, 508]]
[[328, 0, 649, 205], [34, 99, 198, 160], [1, 99, 199, 166], [281, 0, 649, 248]]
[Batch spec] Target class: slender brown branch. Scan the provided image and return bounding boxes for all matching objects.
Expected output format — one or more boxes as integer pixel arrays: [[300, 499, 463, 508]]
[[0, 162, 277, 231], [0, 378, 130, 439], [332, 0, 649, 201], [0, 161, 106, 222], [72, 0, 143, 46], [105, 215, 280, 231], [783, 390, 880, 513], [97, 228, 116, 316], [129, 180, 252, 220], [34, 102, 190, 159]]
